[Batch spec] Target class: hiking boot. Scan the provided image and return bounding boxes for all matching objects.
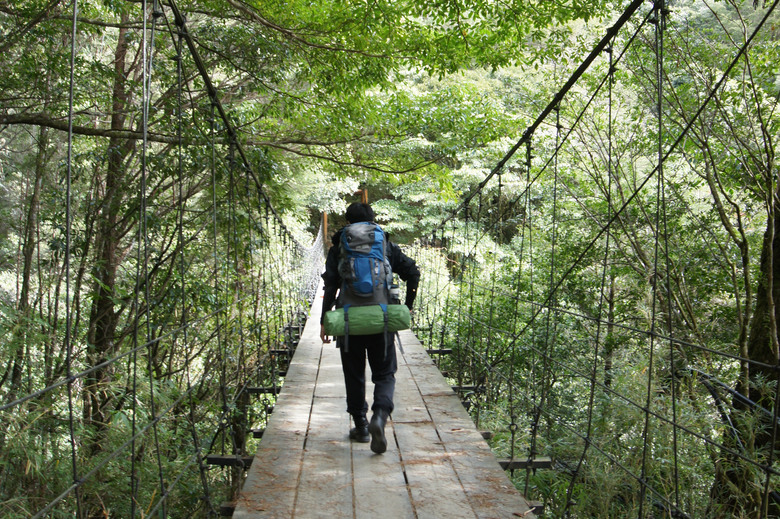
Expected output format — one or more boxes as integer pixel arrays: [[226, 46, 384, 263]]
[[368, 409, 389, 454], [349, 414, 370, 443]]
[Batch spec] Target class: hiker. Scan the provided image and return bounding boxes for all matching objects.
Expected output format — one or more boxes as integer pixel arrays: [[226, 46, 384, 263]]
[[320, 202, 420, 454]]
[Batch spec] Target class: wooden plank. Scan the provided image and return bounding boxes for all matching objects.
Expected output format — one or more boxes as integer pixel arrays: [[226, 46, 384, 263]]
[[394, 421, 477, 519], [401, 331, 536, 519], [294, 397, 353, 518], [499, 457, 553, 470], [232, 399, 313, 517], [391, 363, 431, 425], [312, 348, 346, 400], [353, 420, 415, 519], [425, 394, 536, 519], [205, 455, 254, 468]]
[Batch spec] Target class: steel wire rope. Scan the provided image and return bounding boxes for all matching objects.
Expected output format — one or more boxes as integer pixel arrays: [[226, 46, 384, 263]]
[[455, 302, 780, 475], [487, 172, 503, 420], [480, 0, 780, 392], [495, 166, 522, 474], [472, 192, 485, 426], [224, 146, 245, 463], [468, 8, 655, 254], [453, 7, 654, 263], [458, 205, 474, 392], [268, 216, 289, 360], [435, 50, 650, 439], [639, 5, 663, 513], [253, 208, 290, 420], [522, 139, 537, 497], [426, 229, 440, 351], [65, 0, 81, 513], [137, 1, 168, 513], [241, 176, 273, 392], [564, 37, 618, 518], [0, 297, 251, 414], [437, 229, 454, 365], [197, 202, 309, 472], [427, 262, 780, 372], [457, 294, 780, 460], [424, 223, 457, 378], [229, 163, 265, 461], [505, 147, 534, 480], [481, 182, 501, 429], [171, 11, 215, 511], [527, 101, 563, 489], [418, 5, 780, 509], [165, 0, 301, 251], [30, 370, 210, 519], [8, 215, 765, 422], [415, 277, 780, 499], [436, 0, 647, 233], [207, 101, 230, 459], [655, 1, 682, 511]]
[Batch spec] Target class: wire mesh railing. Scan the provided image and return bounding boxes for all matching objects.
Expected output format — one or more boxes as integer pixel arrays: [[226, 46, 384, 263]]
[[0, 0, 324, 516], [411, 1, 780, 517]]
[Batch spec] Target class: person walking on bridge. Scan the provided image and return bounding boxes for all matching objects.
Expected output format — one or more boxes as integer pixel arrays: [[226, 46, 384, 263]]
[[320, 202, 420, 454]]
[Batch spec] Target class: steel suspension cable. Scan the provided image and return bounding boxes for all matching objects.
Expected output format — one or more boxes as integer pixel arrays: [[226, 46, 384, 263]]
[[172, 15, 215, 511], [522, 139, 536, 497], [476, 8, 655, 253], [437, 0, 646, 232], [639, 4, 668, 515], [65, 0, 81, 514], [656, 0, 682, 510], [564, 37, 617, 518], [528, 102, 563, 489], [496, 0, 778, 368], [141, 2, 168, 512]]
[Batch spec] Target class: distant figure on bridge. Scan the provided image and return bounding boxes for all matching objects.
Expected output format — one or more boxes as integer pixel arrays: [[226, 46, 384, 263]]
[[320, 202, 420, 454]]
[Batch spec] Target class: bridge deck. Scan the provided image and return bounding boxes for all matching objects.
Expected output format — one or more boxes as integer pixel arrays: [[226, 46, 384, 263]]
[[234, 290, 536, 518]]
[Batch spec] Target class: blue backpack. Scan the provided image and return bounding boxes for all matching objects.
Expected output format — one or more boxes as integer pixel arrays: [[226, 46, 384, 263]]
[[337, 222, 392, 307]]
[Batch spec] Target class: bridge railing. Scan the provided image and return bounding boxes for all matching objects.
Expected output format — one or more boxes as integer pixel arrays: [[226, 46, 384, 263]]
[[411, 1, 780, 517], [0, 1, 324, 516]]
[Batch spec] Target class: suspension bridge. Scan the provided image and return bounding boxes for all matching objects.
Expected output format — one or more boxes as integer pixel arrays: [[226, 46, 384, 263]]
[[2, 0, 780, 517]]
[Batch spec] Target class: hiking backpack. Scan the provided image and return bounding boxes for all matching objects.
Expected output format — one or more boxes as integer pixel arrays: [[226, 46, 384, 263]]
[[337, 222, 393, 307]]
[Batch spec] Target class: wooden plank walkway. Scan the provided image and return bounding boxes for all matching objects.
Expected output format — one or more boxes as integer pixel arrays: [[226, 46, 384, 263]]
[[234, 288, 536, 518]]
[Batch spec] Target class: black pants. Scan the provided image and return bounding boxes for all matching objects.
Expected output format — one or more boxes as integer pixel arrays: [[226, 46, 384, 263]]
[[338, 333, 397, 417]]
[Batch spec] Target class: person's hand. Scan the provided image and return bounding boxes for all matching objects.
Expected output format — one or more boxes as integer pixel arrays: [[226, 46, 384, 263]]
[[320, 324, 331, 344]]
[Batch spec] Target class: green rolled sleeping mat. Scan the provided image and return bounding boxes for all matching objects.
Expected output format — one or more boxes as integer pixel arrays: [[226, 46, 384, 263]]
[[323, 304, 410, 336]]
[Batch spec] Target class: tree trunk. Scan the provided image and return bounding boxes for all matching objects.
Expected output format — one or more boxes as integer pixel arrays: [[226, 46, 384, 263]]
[[83, 17, 134, 442], [711, 187, 780, 518]]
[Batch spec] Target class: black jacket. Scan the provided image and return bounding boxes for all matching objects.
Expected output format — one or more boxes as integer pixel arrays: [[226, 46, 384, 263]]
[[321, 227, 420, 324]]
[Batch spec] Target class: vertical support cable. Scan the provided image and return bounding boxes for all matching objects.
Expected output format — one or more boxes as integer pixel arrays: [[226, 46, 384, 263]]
[[210, 103, 228, 455], [65, 0, 81, 514], [172, 17, 214, 512], [139, 1, 167, 511], [564, 38, 617, 517], [530, 101, 562, 487], [639, 2, 666, 515], [655, 2, 681, 512], [523, 138, 535, 497]]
